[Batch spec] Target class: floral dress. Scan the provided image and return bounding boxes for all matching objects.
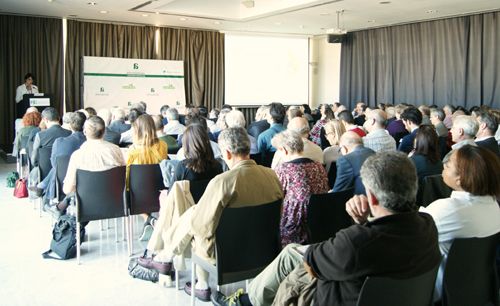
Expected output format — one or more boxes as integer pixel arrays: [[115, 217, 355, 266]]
[[275, 158, 329, 247]]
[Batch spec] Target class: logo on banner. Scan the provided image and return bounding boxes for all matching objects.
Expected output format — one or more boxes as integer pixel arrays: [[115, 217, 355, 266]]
[[163, 84, 176, 90], [100, 87, 105, 92], [148, 87, 159, 96], [96, 86, 109, 96], [122, 84, 136, 89], [133, 63, 139, 69], [150, 88, 155, 93]]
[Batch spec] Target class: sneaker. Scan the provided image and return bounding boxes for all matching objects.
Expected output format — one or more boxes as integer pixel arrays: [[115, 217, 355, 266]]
[[138, 223, 153, 241], [150, 217, 157, 228], [184, 281, 211, 302], [211, 289, 247, 306]]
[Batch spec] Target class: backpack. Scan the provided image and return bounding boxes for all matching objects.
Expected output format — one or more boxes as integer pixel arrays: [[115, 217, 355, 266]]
[[42, 214, 85, 260], [6, 171, 19, 188]]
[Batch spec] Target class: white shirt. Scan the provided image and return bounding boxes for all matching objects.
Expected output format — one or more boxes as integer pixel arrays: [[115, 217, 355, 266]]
[[15, 84, 39, 103], [271, 138, 324, 169], [63, 139, 125, 194], [120, 128, 134, 144], [323, 145, 342, 173], [163, 120, 186, 135], [451, 139, 476, 150], [363, 128, 397, 153]]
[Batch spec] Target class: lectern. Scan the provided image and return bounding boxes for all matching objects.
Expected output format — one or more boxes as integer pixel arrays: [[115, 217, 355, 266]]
[[17, 93, 51, 118]]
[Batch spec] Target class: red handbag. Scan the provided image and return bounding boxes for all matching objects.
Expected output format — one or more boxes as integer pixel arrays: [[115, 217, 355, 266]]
[[13, 179, 28, 198]]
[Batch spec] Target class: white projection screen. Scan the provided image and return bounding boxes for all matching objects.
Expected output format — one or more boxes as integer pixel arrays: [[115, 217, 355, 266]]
[[83, 56, 186, 112], [225, 34, 309, 106]]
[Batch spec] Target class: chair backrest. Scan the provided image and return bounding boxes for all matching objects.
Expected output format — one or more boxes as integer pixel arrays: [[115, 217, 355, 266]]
[[189, 179, 211, 203], [260, 151, 275, 168], [215, 200, 282, 285], [38, 146, 53, 180], [249, 153, 262, 166], [128, 164, 164, 215], [307, 188, 354, 244], [442, 233, 500, 306], [356, 263, 440, 306], [75, 166, 127, 223], [55, 155, 71, 201], [418, 174, 452, 207], [19, 135, 30, 150], [327, 162, 337, 189]]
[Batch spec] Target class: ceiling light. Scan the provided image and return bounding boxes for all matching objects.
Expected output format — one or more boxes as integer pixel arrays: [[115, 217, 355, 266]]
[[47, 0, 54, 2], [180, 17, 187, 21], [100, 10, 108, 14], [241, 0, 255, 8], [155, 12, 160, 15], [214, 21, 221, 25], [426, 9, 437, 13], [379, 1, 391, 4], [87, 2, 97, 5], [142, 14, 149, 17]]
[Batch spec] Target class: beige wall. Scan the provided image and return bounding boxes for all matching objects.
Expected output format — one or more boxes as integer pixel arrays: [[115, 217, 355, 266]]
[[309, 36, 341, 109]]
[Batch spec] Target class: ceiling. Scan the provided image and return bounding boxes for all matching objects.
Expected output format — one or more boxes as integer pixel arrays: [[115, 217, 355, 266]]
[[2, 0, 500, 35]]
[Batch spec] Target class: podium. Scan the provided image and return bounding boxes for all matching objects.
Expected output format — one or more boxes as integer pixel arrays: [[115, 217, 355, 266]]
[[17, 93, 52, 118]]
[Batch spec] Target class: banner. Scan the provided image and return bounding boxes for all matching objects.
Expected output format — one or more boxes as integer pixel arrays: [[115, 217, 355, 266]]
[[83, 56, 186, 113]]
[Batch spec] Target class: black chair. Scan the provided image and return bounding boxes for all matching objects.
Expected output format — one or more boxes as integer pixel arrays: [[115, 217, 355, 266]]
[[190, 200, 282, 305], [75, 166, 128, 264], [356, 263, 440, 306], [327, 162, 337, 190], [441, 233, 500, 306], [189, 179, 211, 203], [307, 188, 354, 244], [54, 155, 71, 202], [418, 174, 452, 207], [128, 164, 165, 216], [38, 146, 53, 181]]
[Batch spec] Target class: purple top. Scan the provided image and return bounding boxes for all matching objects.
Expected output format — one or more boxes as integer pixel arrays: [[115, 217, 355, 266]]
[[386, 119, 408, 143], [275, 158, 329, 247]]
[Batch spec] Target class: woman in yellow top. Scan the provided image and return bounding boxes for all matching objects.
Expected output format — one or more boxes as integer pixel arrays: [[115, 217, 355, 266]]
[[126, 114, 168, 241]]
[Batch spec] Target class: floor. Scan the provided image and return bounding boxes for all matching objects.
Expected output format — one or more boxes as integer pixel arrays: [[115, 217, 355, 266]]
[[0, 159, 239, 306]]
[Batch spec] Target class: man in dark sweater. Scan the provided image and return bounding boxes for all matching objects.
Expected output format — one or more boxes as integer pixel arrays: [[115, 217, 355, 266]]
[[212, 151, 441, 306]]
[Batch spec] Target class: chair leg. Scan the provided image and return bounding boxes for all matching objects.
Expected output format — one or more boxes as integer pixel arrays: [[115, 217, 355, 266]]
[[175, 270, 180, 290], [38, 198, 42, 218], [122, 217, 126, 242], [191, 261, 196, 306], [114, 219, 118, 242], [100, 220, 104, 231], [77, 221, 81, 265], [127, 216, 133, 256]]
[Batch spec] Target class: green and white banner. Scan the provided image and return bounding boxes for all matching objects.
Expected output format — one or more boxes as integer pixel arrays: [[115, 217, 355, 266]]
[[83, 56, 186, 113]]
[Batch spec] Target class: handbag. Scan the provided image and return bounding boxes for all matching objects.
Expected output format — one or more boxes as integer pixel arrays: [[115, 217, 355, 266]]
[[6, 171, 19, 188], [13, 179, 28, 198]]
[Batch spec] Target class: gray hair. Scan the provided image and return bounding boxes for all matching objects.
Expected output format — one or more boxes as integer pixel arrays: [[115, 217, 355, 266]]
[[62, 112, 73, 124], [360, 151, 418, 212], [218, 127, 251, 156], [166, 108, 179, 120], [430, 109, 445, 121], [476, 110, 498, 133], [225, 110, 247, 128], [367, 109, 387, 126], [84, 116, 105, 139], [97, 108, 112, 125], [453, 115, 478, 138], [287, 117, 310, 137], [271, 130, 304, 154], [112, 108, 126, 120], [41, 107, 59, 122], [131, 102, 146, 113]]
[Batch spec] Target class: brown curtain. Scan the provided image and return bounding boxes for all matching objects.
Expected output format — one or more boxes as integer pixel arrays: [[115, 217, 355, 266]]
[[65, 20, 156, 111], [0, 15, 63, 152], [157, 28, 225, 110]]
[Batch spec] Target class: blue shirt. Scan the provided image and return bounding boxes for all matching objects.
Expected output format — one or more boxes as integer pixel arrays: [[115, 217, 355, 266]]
[[257, 123, 285, 153]]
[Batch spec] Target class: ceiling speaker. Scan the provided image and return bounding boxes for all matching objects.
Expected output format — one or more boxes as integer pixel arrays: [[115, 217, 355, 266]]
[[327, 34, 346, 44]]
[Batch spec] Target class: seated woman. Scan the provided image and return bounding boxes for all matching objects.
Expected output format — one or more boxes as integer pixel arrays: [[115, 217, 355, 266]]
[[14, 111, 41, 157], [272, 130, 329, 247], [409, 124, 443, 181], [322, 119, 346, 173], [127, 114, 168, 241], [169, 124, 223, 192]]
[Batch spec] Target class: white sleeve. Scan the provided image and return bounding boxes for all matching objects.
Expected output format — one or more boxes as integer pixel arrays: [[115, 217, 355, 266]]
[[15, 85, 24, 103]]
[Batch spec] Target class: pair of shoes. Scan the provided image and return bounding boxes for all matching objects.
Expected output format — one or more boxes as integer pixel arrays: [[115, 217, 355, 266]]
[[184, 281, 211, 302], [137, 256, 173, 275], [211, 289, 248, 306], [28, 186, 44, 197], [128, 257, 159, 283], [138, 223, 153, 241]]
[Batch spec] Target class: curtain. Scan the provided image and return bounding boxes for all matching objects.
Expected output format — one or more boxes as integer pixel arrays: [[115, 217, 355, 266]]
[[157, 28, 225, 110], [340, 11, 500, 110], [65, 20, 156, 112], [0, 15, 63, 151]]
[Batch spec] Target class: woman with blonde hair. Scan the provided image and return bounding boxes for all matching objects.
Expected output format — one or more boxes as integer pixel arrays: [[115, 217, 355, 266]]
[[127, 114, 168, 241], [323, 119, 346, 173]]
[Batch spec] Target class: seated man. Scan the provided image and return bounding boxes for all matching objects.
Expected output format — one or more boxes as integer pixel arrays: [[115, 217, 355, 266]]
[[362, 109, 396, 153], [214, 151, 441, 306], [449, 115, 478, 150], [141, 127, 283, 301], [257, 102, 286, 155], [332, 131, 375, 195], [398, 106, 422, 154], [62, 116, 125, 196]]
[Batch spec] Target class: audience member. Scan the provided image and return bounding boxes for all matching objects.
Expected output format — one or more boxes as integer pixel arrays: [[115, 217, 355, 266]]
[[257, 102, 286, 154], [322, 119, 346, 173], [214, 151, 440, 306], [176, 115, 222, 160], [386, 104, 409, 143], [353, 102, 367, 126], [332, 131, 375, 195], [13, 111, 41, 156], [271, 117, 323, 169], [61, 112, 73, 130], [337, 110, 366, 137], [225, 110, 258, 154], [120, 108, 142, 144], [450, 115, 478, 150], [109, 108, 131, 134], [247, 105, 270, 139], [272, 130, 328, 246], [142, 127, 283, 301], [310, 104, 334, 146], [362, 109, 396, 152], [419, 105, 432, 125], [163, 107, 186, 136], [430, 108, 448, 137], [159, 105, 170, 125], [31, 107, 71, 166], [398, 106, 422, 153], [152, 115, 178, 153], [474, 110, 500, 155], [409, 125, 443, 181], [443, 105, 454, 130], [97, 108, 120, 145], [420, 145, 500, 301], [84, 107, 97, 117], [300, 104, 314, 126]]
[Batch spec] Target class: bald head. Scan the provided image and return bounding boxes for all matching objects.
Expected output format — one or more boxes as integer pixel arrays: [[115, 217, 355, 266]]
[[340, 131, 363, 150], [287, 116, 310, 138]]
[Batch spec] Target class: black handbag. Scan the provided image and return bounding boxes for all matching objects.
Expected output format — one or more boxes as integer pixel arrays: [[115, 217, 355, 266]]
[[42, 215, 85, 260]]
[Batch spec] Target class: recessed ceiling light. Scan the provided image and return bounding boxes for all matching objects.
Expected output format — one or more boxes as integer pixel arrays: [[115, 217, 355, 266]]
[[100, 10, 108, 14], [142, 14, 149, 17], [87, 2, 97, 5], [47, 0, 54, 2], [379, 1, 391, 4], [214, 21, 221, 25], [426, 9, 437, 14]]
